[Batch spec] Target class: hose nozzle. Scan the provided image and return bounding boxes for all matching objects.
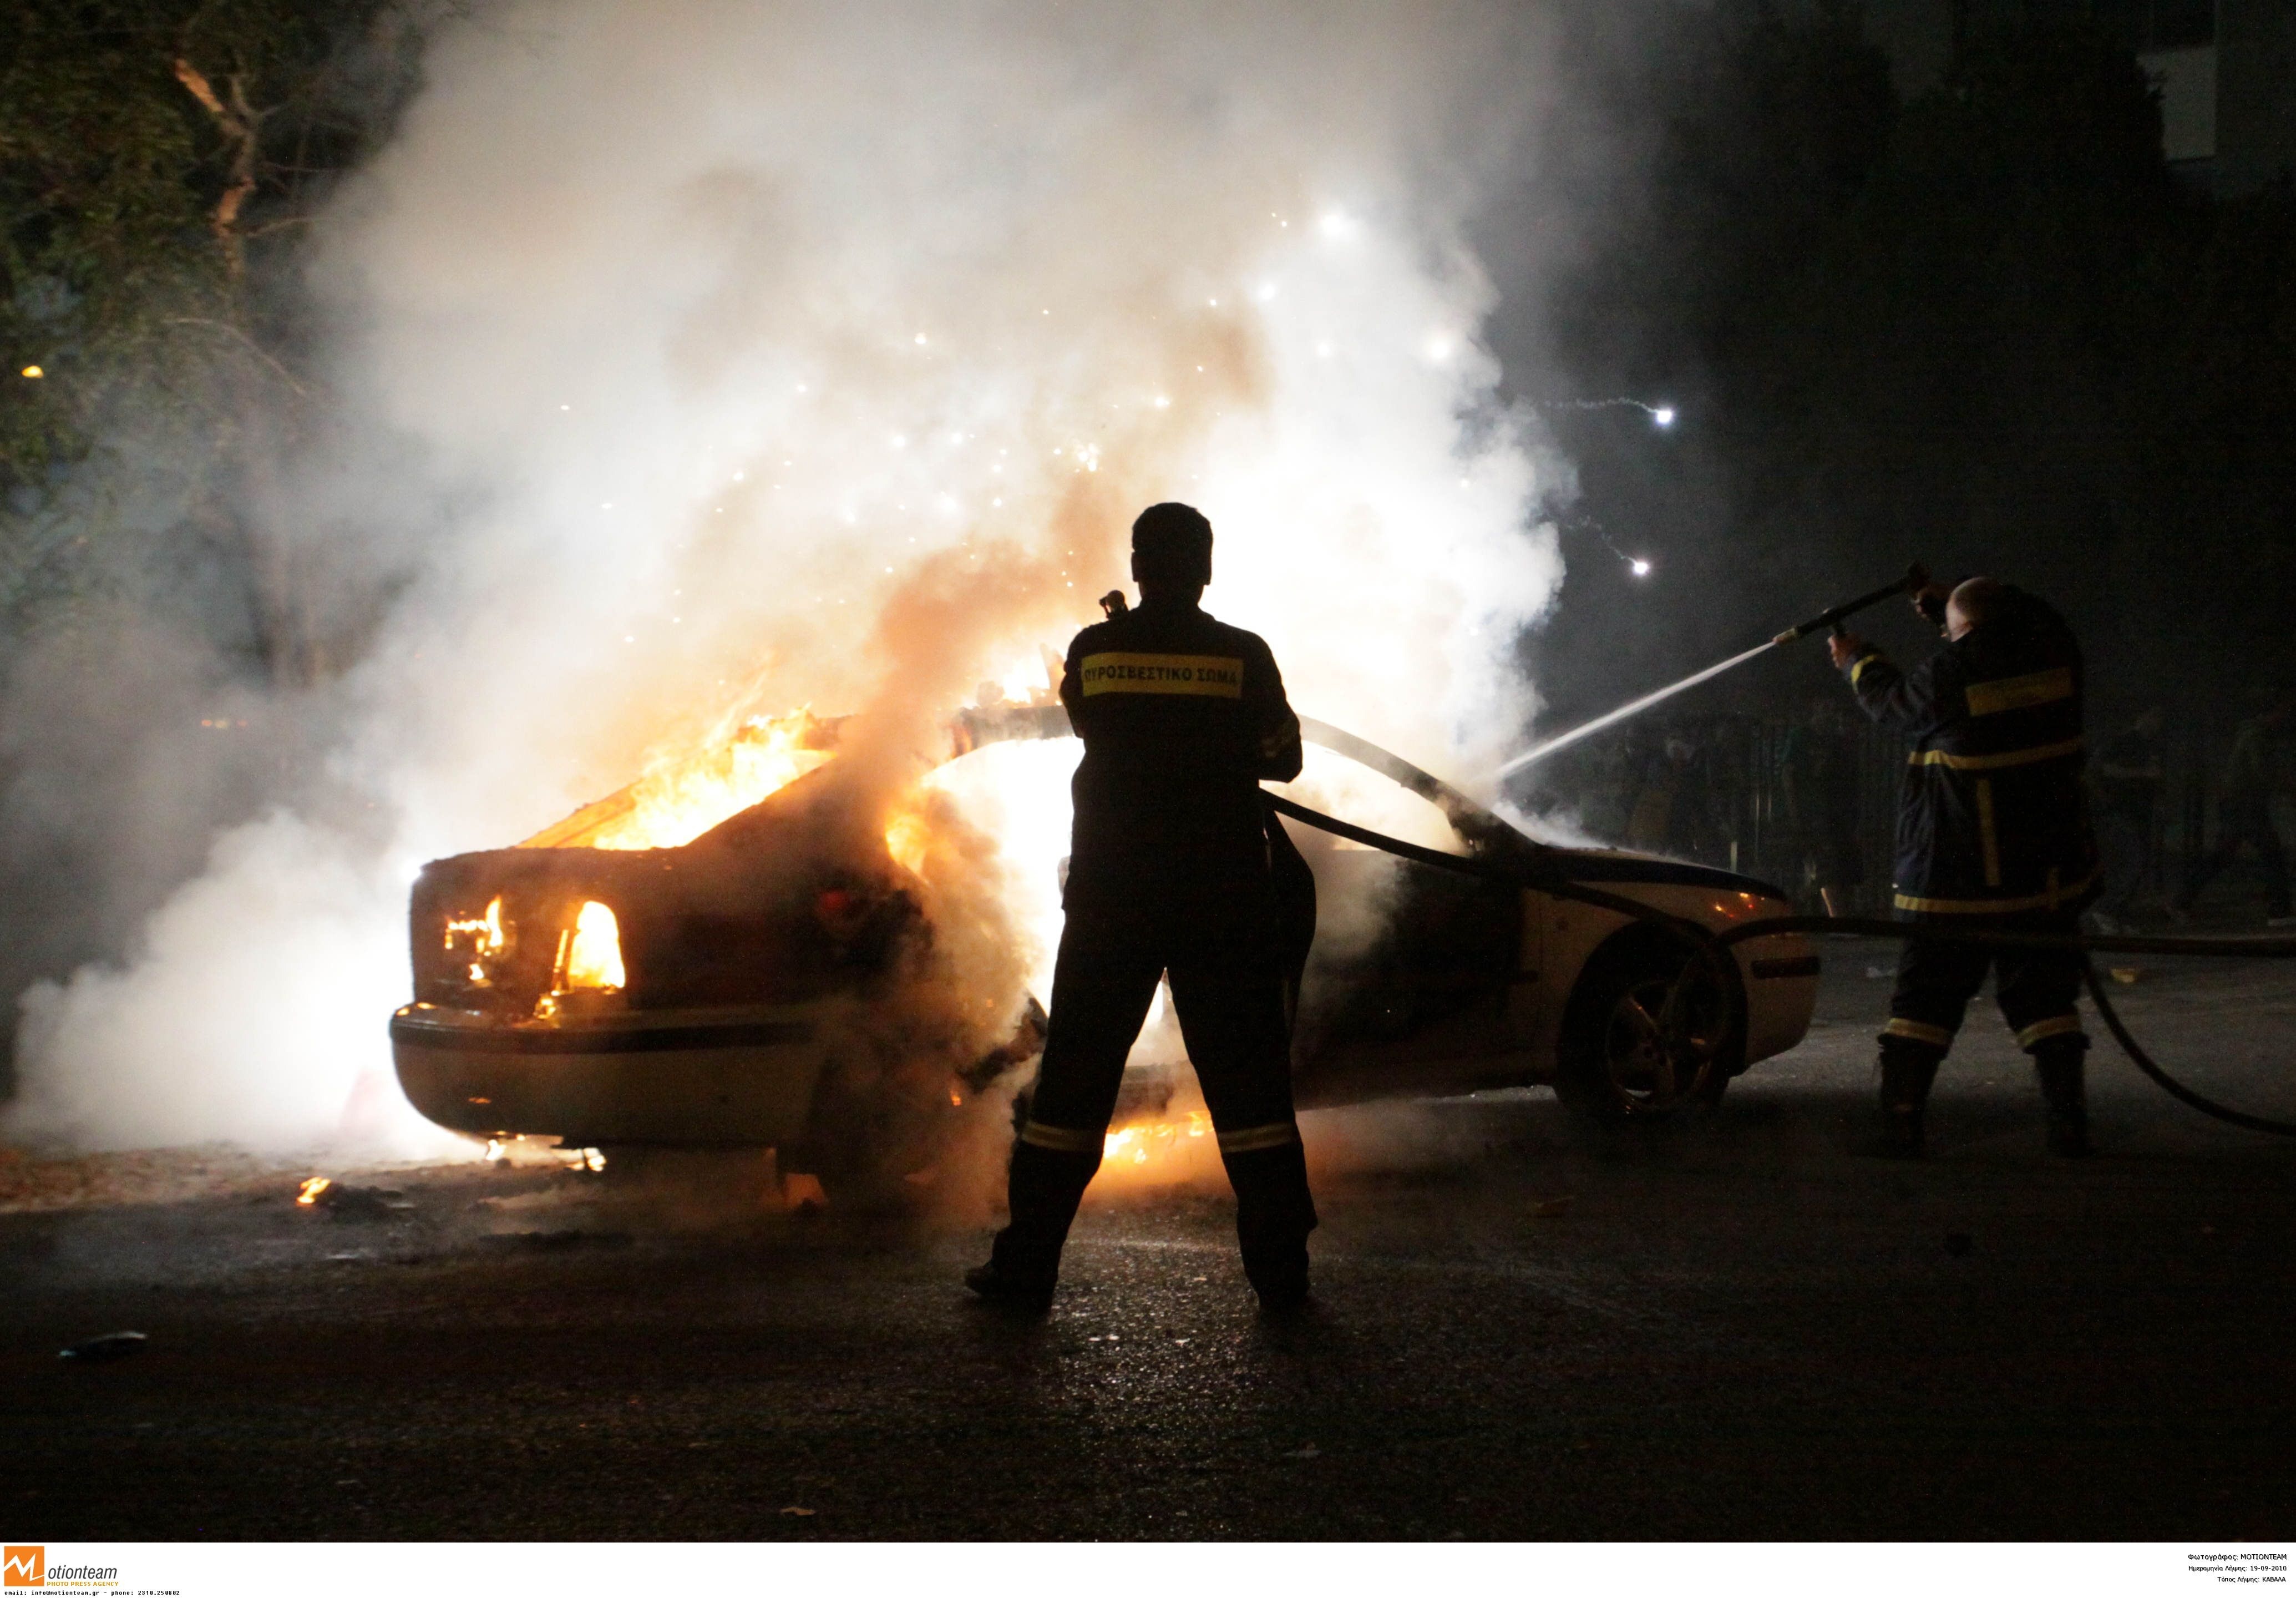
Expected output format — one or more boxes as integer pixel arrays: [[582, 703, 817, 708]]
[[1773, 563, 1930, 646]]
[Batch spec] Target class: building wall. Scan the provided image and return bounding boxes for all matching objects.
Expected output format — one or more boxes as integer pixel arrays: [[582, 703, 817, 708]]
[[2215, 0, 2296, 193], [1853, 0, 2295, 193]]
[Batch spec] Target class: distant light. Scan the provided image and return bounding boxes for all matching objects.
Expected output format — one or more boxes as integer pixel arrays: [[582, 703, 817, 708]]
[[1651, 406, 1676, 428], [1317, 210, 1360, 241], [21, 365, 43, 379], [1630, 559, 1653, 577]]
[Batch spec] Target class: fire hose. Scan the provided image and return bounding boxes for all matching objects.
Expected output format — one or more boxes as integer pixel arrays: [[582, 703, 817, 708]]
[[1261, 785, 2296, 1140], [964, 572, 2296, 1135]]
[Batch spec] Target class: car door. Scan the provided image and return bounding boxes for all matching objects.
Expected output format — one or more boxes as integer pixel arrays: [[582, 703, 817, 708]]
[[1285, 835, 1530, 1108]]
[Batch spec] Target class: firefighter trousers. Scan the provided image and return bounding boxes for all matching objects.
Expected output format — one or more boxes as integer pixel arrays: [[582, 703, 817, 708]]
[[990, 913, 1316, 1293], [1881, 908, 2087, 1056]]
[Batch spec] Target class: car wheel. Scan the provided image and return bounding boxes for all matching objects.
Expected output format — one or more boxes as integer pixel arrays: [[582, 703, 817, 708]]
[[1554, 940, 1736, 1126], [787, 1048, 959, 1208]]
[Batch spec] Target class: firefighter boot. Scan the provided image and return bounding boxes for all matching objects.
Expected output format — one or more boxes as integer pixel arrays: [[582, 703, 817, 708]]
[[969, 1141, 1100, 1307], [2033, 1038, 2091, 1159], [1222, 1141, 1317, 1311], [1862, 1040, 1942, 1159]]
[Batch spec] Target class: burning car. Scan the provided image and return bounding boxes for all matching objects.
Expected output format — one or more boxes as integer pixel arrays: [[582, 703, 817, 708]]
[[388, 706, 1817, 1175]]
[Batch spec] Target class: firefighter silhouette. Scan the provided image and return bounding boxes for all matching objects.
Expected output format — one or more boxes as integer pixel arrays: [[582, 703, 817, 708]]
[[967, 502, 1316, 1307]]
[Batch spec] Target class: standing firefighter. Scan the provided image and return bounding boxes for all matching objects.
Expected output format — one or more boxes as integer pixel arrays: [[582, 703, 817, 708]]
[[1829, 577, 2099, 1158], [967, 503, 1316, 1309]]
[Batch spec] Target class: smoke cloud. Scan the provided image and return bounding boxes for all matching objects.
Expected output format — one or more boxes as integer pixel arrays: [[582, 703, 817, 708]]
[[8, 0, 1569, 1154]]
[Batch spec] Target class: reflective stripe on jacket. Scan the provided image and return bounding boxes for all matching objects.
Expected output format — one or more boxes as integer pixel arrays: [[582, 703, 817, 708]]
[[1844, 588, 2097, 916]]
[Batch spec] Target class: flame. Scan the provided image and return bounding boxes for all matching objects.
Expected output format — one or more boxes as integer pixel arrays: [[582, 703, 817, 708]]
[[884, 808, 933, 878], [444, 895, 506, 955], [564, 901, 626, 989], [296, 1176, 333, 1206], [572, 708, 835, 850], [1101, 1110, 1214, 1170]]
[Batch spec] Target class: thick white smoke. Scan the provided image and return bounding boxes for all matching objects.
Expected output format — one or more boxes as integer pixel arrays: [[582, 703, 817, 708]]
[[8, 1, 1568, 1153]]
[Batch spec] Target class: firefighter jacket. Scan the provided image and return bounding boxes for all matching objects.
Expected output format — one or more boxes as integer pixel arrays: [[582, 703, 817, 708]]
[[1842, 588, 2097, 917], [1058, 599, 1303, 920]]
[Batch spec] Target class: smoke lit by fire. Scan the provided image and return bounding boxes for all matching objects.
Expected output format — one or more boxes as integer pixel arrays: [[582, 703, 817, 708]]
[[6, 1, 1568, 1158]]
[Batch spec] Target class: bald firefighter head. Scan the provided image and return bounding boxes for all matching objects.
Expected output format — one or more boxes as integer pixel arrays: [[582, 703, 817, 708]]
[[1131, 502, 1213, 605], [1945, 577, 2003, 641]]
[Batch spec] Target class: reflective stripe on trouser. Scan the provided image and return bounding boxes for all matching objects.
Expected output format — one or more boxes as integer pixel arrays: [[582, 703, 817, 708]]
[[1883, 1017, 1956, 1049], [1017, 1120, 1101, 1153], [2014, 1014, 2084, 1050], [991, 912, 1316, 1282], [1217, 1121, 1300, 1154], [1885, 909, 2086, 1056]]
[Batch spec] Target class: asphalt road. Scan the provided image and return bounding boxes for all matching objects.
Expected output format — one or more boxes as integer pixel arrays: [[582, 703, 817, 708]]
[[6, 938, 2295, 1541]]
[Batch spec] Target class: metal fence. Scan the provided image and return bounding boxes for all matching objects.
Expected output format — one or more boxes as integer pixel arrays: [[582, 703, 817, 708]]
[[1514, 711, 2254, 918]]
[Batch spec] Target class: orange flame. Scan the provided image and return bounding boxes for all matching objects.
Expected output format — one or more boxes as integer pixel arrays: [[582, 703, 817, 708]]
[[443, 896, 506, 954], [296, 1176, 333, 1206], [884, 807, 934, 878], [563, 901, 626, 989], [571, 708, 835, 850], [1101, 1110, 1214, 1169]]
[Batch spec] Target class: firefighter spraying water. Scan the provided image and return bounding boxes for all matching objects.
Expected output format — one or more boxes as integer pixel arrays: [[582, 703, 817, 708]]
[[1827, 576, 2097, 1157], [1486, 562, 2296, 1152]]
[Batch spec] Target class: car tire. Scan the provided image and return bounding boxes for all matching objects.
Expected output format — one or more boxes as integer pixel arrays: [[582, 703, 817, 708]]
[[787, 1048, 958, 1209], [1553, 937, 1738, 1127]]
